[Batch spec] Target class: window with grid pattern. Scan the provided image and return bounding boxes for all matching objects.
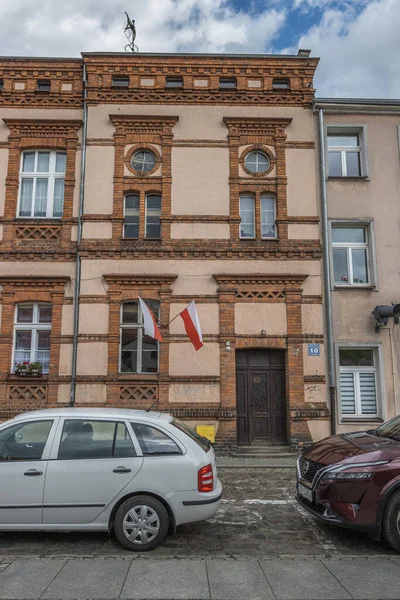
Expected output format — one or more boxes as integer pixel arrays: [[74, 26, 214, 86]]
[[18, 151, 66, 218], [120, 301, 159, 374], [332, 225, 370, 285], [339, 348, 379, 418], [13, 304, 52, 373]]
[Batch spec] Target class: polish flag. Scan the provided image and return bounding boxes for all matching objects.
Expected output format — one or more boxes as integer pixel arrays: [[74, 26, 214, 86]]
[[180, 301, 203, 351], [138, 297, 163, 342]]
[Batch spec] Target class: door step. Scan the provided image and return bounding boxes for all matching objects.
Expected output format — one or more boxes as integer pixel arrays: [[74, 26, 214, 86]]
[[235, 445, 295, 458]]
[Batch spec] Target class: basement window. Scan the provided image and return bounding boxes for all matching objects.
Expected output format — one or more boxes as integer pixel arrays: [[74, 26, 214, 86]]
[[112, 76, 130, 87], [165, 77, 183, 88], [36, 80, 51, 92], [0, 79, 3, 91]]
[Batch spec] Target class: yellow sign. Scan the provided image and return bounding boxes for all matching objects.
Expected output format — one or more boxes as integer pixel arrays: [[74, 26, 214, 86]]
[[196, 425, 215, 444]]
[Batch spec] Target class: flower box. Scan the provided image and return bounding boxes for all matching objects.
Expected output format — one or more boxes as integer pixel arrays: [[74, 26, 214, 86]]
[[15, 370, 42, 378], [14, 362, 43, 378]]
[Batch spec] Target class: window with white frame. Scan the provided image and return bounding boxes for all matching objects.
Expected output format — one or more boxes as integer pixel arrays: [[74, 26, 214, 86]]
[[339, 348, 380, 418], [18, 151, 66, 218], [145, 194, 161, 238], [13, 304, 52, 373], [260, 194, 276, 239], [239, 195, 255, 238], [327, 132, 363, 177], [332, 225, 371, 286], [120, 301, 159, 374]]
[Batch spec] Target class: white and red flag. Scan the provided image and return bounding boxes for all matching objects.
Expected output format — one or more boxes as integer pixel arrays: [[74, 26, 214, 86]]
[[138, 297, 163, 342], [180, 301, 203, 351]]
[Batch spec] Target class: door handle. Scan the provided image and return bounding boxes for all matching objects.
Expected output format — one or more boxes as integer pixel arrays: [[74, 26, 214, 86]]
[[24, 469, 43, 477], [113, 466, 131, 474]]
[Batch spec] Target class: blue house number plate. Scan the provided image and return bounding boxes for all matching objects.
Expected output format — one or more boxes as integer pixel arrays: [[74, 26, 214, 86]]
[[308, 344, 320, 356]]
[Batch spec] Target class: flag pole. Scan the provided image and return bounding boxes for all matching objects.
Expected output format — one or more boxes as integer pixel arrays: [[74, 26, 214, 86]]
[[156, 301, 192, 329]]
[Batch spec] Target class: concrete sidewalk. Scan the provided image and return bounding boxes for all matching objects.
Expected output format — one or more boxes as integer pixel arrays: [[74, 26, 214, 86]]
[[1, 556, 400, 599]]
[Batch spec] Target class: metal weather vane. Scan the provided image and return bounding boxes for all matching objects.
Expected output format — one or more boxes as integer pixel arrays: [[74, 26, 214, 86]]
[[124, 12, 139, 52]]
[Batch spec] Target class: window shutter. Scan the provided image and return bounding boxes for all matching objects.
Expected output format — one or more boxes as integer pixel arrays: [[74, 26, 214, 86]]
[[340, 373, 356, 414], [360, 373, 377, 414]]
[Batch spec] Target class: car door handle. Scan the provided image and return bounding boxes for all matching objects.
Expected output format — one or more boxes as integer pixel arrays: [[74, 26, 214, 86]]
[[113, 466, 131, 474], [24, 469, 43, 477]]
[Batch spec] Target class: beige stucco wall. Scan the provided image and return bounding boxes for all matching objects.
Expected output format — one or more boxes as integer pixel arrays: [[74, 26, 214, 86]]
[[170, 222, 230, 239], [84, 146, 114, 214], [80, 259, 322, 297], [59, 344, 73, 376], [0, 149, 8, 217], [169, 383, 220, 403], [171, 147, 229, 215], [169, 343, 220, 376], [169, 303, 219, 335], [307, 419, 331, 441], [288, 223, 319, 239], [78, 304, 109, 335], [0, 263, 75, 291], [235, 304, 287, 336], [77, 342, 108, 375], [286, 149, 318, 216], [303, 343, 325, 377], [82, 222, 112, 239], [76, 383, 107, 404], [57, 384, 71, 404], [302, 304, 323, 335], [88, 104, 314, 142], [61, 305, 74, 336], [305, 383, 326, 404]]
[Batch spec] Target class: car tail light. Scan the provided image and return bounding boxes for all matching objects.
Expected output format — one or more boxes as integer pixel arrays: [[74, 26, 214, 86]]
[[198, 464, 214, 492]]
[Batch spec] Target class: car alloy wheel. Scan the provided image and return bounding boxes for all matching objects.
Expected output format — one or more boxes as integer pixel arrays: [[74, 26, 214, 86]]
[[382, 491, 400, 553], [123, 505, 160, 545], [114, 494, 169, 552]]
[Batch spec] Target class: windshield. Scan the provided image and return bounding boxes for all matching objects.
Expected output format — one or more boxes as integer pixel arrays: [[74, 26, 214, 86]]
[[171, 418, 211, 452], [375, 415, 400, 439]]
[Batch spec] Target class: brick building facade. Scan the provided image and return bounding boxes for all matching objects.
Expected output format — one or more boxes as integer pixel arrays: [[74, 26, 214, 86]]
[[0, 52, 328, 450]]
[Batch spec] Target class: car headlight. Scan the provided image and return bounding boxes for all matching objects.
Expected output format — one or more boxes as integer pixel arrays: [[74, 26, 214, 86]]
[[320, 460, 389, 481]]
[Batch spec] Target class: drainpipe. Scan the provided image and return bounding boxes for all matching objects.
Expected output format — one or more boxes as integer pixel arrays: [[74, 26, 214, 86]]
[[70, 63, 88, 407], [318, 108, 336, 435]]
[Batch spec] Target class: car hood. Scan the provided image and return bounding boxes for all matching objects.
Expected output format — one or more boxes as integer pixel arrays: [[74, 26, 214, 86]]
[[304, 430, 400, 466]]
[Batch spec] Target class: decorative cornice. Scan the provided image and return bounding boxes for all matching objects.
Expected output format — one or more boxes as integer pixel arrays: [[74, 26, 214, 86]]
[[103, 274, 178, 287], [109, 114, 179, 135], [223, 117, 292, 136], [0, 276, 70, 289], [213, 273, 308, 286], [3, 119, 82, 139]]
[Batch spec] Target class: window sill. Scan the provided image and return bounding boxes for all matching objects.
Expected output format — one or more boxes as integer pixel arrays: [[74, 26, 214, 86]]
[[327, 176, 369, 181], [118, 373, 159, 381], [340, 418, 384, 424], [333, 284, 376, 290], [121, 238, 162, 242], [7, 374, 48, 382]]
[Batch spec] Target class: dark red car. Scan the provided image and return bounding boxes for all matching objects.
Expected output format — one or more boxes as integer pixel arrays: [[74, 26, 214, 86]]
[[296, 415, 400, 551]]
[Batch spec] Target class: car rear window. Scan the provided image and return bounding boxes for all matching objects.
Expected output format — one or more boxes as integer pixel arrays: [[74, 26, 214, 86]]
[[171, 418, 211, 452], [130, 423, 182, 456]]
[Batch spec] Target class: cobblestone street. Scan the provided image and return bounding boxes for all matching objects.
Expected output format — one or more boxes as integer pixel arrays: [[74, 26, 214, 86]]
[[0, 468, 396, 560]]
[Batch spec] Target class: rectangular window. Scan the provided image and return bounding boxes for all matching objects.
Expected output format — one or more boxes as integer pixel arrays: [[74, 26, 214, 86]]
[[120, 301, 159, 374], [112, 76, 129, 87], [58, 420, 136, 460], [36, 80, 51, 92], [18, 150, 66, 218], [260, 195, 276, 239], [339, 348, 379, 418], [0, 420, 53, 462], [145, 194, 161, 238], [131, 423, 182, 456], [332, 225, 372, 286], [165, 77, 183, 88], [219, 77, 236, 89], [124, 193, 140, 238], [13, 303, 52, 373], [327, 131, 363, 177], [272, 78, 290, 89], [0, 79, 3, 91], [239, 195, 255, 238]]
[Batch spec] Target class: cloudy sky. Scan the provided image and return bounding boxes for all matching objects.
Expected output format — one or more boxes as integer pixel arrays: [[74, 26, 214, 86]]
[[0, 0, 398, 98]]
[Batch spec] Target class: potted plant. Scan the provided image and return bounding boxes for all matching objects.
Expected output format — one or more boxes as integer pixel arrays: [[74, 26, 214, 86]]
[[14, 361, 43, 377]]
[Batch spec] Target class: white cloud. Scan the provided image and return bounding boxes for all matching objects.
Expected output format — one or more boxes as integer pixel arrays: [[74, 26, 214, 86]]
[[285, 0, 400, 98], [0, 0, 286, 56]]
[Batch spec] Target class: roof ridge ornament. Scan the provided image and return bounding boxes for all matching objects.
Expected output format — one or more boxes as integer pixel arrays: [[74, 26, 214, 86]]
[[124, 12, 139, 53]]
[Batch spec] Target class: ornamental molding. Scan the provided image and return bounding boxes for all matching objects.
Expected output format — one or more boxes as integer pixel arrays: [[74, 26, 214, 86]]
[[2, 119, 82, 140], [223, 117, 292, 137], [213, 273, 308, 287], [0, 276, 70, 294], [109, 114, 179, 136], [103, 274, 178, 288]]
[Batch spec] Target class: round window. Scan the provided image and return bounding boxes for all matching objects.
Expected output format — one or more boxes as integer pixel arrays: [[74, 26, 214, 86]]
[[131, 150, 157, 174], [244, 151, 270, 174]]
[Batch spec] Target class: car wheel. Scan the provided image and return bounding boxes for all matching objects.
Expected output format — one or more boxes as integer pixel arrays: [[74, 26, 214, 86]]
[[382, 491, 400, 552], [114, 495, 169, 552]]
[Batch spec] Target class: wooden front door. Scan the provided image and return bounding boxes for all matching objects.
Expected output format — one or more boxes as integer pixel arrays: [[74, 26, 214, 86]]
[[236, 349, 287, 445]]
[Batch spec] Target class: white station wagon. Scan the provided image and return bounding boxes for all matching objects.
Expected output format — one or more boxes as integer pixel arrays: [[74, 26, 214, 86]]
[[0, 408, 222, 551]]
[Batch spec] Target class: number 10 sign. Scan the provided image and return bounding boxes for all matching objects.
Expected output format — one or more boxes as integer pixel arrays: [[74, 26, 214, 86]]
[[308, 344, 320, 356]]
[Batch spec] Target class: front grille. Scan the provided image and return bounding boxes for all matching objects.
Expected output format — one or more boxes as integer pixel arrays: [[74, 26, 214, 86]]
[[298, 455, 325, 484], [297, 495, 326, 516]]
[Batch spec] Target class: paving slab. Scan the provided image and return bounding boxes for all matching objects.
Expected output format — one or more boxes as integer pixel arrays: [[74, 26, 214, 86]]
[[121, 559, 209, 599], [207, 559, 273, 600], [323, 558, 400, 599], [260, 559, 351, 600], [0, 558, 66, 599], [42, 558, 131, 599]]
